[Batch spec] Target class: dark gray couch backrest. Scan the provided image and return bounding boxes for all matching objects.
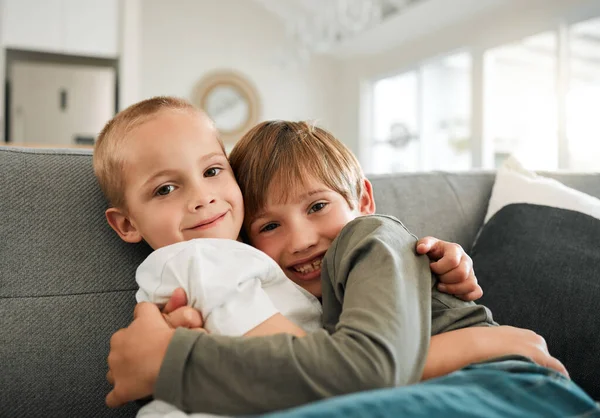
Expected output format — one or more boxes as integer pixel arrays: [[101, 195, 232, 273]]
[[1, 146, 599, 417]]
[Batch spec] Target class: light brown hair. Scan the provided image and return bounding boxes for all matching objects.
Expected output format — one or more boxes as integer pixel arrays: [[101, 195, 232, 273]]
[[93, 96, 222, 209], [229, 120, 365, 224]]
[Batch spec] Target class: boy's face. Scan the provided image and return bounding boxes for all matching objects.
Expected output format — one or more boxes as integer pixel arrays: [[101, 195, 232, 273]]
[[246, 176, 375, 297], [106, 110, 244, 250]]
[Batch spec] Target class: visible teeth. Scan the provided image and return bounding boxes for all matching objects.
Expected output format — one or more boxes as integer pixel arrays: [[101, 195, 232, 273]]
[[294, 258, 322, 274]]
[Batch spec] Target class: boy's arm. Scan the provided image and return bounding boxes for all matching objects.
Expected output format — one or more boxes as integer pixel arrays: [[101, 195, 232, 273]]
[[151, 216, 432, 415], [161, 283, 559, 381], [422, 326, 569, 380]]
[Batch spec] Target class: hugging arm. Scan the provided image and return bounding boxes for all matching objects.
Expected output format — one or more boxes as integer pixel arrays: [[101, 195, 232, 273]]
[[154, 216, 432, 415]]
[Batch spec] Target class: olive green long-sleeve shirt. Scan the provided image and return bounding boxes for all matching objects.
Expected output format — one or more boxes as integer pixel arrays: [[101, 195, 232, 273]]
[[154, 215, 495, 415]]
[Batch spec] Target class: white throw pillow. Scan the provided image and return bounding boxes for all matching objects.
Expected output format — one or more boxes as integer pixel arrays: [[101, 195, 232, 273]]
[[484, 156, 600, 223]]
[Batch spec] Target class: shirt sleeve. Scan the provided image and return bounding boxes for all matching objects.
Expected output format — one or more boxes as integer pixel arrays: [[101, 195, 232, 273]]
[[154, 216, 433, 415], [430, 289, 497, 335]]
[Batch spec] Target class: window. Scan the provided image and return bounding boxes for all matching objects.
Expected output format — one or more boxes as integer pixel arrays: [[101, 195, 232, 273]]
[[369, 52, 471, 173], [371, 71, 420, 173], [567, 17, 600, 171], [421, 53, 472, 171], [484, 32, 558, 170]]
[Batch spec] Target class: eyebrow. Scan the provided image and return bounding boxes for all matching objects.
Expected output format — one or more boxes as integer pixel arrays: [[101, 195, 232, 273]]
[[250, 188, 331, 224], [201, 152, 227, 162], [142, 169, 177, 189], [297, 188, 330, 202], [142, 152, 227, 188]]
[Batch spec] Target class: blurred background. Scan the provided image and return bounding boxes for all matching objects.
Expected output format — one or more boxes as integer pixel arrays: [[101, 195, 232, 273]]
[[0, 0, 598, 173]]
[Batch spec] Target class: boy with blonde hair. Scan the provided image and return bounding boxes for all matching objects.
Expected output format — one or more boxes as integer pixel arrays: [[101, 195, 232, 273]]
[[106, 115, 598, 417], [93, 97, 321, 339]]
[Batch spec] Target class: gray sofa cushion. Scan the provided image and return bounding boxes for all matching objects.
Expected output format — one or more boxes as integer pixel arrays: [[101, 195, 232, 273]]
[[1, 147, 149, 417], [370, 172, 495, 248], [472, 203, 600, 400]]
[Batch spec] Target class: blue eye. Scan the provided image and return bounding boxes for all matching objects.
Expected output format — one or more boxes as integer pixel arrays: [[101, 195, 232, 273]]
[[309, 202, 327, 214], [204, 167, 222, 177], [260, 223, 278, 233], [156, 185, 175, 196]]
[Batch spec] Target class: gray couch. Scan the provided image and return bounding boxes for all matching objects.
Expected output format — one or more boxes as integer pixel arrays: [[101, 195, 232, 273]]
[[1, 145, 599, 417]]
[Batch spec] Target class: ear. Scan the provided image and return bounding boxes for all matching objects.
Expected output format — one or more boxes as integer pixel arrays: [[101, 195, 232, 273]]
[[105, 207, 143, 243], [357, 178, 376, 215]]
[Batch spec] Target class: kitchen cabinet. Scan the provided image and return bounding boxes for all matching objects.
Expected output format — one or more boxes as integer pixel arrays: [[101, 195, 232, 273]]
[[1, 0, 119, 58]]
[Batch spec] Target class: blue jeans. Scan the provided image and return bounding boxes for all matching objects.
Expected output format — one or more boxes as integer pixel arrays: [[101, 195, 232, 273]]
[[260, 358, 600, 418]]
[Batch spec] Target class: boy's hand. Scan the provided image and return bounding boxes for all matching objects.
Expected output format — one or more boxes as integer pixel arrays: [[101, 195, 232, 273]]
[[484, 326, 569, 377], [423, 325, 568, 380], [161, 287, 204, 330], [416, 236, 483, 301], [106, 303, 175, 408]]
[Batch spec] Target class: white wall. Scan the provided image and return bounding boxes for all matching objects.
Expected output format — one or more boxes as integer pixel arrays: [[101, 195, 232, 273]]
[[118, 0, 141, 110], [138, 0, 341, 135], [336, 0, 600, 166]]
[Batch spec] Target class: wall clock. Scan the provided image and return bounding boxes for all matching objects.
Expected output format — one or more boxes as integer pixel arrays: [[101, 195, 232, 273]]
[[193, 70, 261, 144]]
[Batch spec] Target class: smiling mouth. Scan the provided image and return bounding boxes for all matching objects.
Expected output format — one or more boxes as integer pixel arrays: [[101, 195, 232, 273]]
[[289, 253, 326, 279], [293, 258, 322, 274], [190, 212, 227, 230]]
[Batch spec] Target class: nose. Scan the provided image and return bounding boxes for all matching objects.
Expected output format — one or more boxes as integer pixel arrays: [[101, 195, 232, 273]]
[[187, 181, 216, 212], [288, 218, 319, 254]]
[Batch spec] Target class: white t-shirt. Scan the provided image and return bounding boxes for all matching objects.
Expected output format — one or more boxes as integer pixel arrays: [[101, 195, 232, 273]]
[[136, 238, 323, 335]]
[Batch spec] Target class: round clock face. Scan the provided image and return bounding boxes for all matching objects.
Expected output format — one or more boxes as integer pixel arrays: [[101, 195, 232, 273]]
[[204, 85, 250, 134], [194, 71, 260, 143]]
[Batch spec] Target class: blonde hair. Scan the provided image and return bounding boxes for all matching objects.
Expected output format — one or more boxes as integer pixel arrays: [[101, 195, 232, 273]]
[[93, 96, 222, 209], [229, 120, 365, 223]]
